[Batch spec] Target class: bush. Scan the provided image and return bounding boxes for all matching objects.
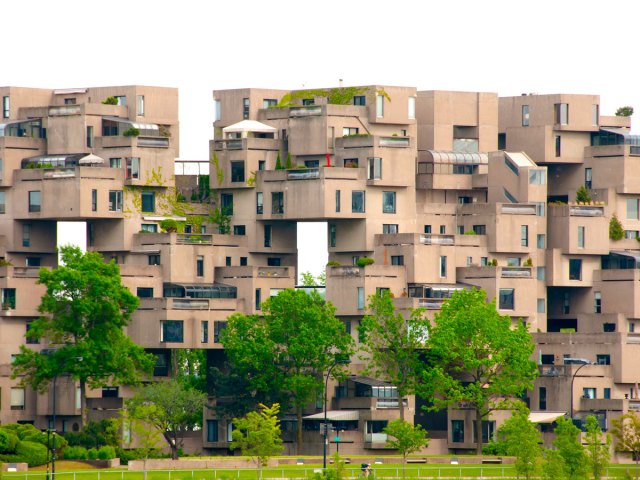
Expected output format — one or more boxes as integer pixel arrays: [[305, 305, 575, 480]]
[[102, 97, 118, 105], [62, 446, 88, 460], [97, 445, 116, 460], [87, 448, 99, 460], [610, 214, 625, 240], [326, 260, 341, 267], [159, 219, 179, 233], [576, 185, 592, 203], [123, 127, 140, 137], [0, 429, 19, 453], [356, 257, 375, 268], [64, 419, 119, 449], [15, 440, 49, 466]]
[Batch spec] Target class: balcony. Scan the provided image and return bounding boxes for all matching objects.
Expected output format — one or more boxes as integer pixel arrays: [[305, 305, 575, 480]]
[[290, 105, 323, 117], [286, 168, 319, 180], [328, 266, 362, 277], [501, 267, 532, 278], [500, 204, 537, 215], [134, 232, 247, 248], [338, 135, 411, 149], [420, 234, 455, 245], [212, 138, 279, 151]]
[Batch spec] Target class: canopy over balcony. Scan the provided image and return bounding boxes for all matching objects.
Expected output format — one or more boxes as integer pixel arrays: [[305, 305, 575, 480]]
[[222, 120, 277, 139]]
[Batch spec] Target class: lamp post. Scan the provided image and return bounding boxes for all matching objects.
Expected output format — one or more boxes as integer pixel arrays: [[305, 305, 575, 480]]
[[570, 361, 592, 421], [323, 357, 349, 471]]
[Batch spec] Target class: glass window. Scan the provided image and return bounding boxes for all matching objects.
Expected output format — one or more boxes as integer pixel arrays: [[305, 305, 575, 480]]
[[267, 257, 281, 266], [242, 98, 250, 119], [335, 190, 341, 212], [263, 99, 277, 108], [537, 267, 546, 281], [555, 135, 561, 157], [376, 94, 384, 117], [109, 190, 123, 212], [391, 255, 404, 266], [225, 256, 232, 267], [473, 225, 486, 235], [110, 157, 122, 169], [499, 289, 515, 310], [451, 420, 464, 443], [383, 224, 398, 234], [440, 225, 446, 234], [537, 298, 545, 313], [221, 193, 233, 215], [594, 291, 602, 313], [539, 387, 547, 410], [628, 199, 639, 220], [258, 160, 265, 171], [2, 288, 16, 309], [357, 287, 365, 310], [537, 234, 545, 249], [0, 192, 5, 215], [161, 320, 184, 342], [329, 224, 336, 247], [10, 388, 25, 410], [352, 191, 365, 213], [240, 257, 247, 266], [272, 192, 284, 214], [529, 169, 546, 184], [22, 223, 30, 247], [343, 127, 359, 136], [583, 388, 596, 399], [439, 256, 447, 278], [196, 256, 204, 277], [2, 96, 9, 118], [585, 168, 592, 189], [28, 191, 41, 213], [91, 189, 97, 212], [264, 224, 272, 247], [256, 192, 263, 214], [480, 257, 488, 266], [136, 287, 154, 298], [578, 226, 585, 248], [472, 421, 496, 444], [201, 320, 208, 343], [126, 157, 140, 179], [140, 223, 157, 233], [408, 97, 416, 120], [569, 259, 582, 280], [592, 104, 599, 126], [367, 157, 382, 180], [604, 388, 611, 399], [214, 99, 221, 121], [137, 95, 145, 116], [86, 126, 94, 148], [231, 161, 245, 182], [141, 192, 155, 213], [382, 191, 396, 214], [554, 103, 569, 125], [148, 254, 160, 266], [596, 354, 610, 365], [507, 257, 521, 266], [115, 96, 127, 106], [255, 288, 261, 310], [353, 96, 366, 106], [207, 420, 218, 442], [233, 225, 246, 236], [522, 105, 529, 126], [521, 225, 528, 247], [535, 202, 545, 216], [424, 225, 431, 234]]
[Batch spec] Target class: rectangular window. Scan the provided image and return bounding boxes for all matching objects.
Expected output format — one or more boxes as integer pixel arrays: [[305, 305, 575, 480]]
[[271, 192, 284, 214], [367, 157, 382, 180], [256, 192, 263, 214], [240, 257, 247, 266], [335, 190, 341, 212], [585, 168, 592, 189], [343, 127, 359, 136], [26, 322, 39, 344], [263, 99, 277, 109], [86, 126, 94, 148], [109, 190, 123, 212], [382, 191, 396, 214], [28, 191, 41, 213], [0, 191, 5, 214], [424, 225, 432, 234], [539, 387, 547, 410], [594, 292, 602, 313], [225, 256, 232, 267], [22, 223, 30, 247], [357, 287, 365, 310], [110, 157, 122, 169], [498, 133, 506, 150], [451, 420, 464, 443], [391, 255, 404, 266], [214, 99, 221, 121], [353, 96, 366, 106], [440, 225, 446, 234], [233, 225, 246, 236], [2, 96, 9, 118], [603, 323, 615, 332], [408, 96, 416, 120], [604, 388, 611, 399], [140, 223, 157, 233], [472, 421, 496, 444], [148, 254, 160, 266], [126, 157, 140, 179], [480, 257, 488, 266], [201, 320, 209, 343], [352, 191, 365, 213], [521, 225, 528, 247], [569, 259, 582, 280], [554, 103, 569, 125], [507, 257, 521, 267], [473, 225, 486, 235], [221, 193, 234, 215], [196, 256, 204, 277], [596, 354, 610, 365], [231, 161, 245, 182], [535, 202, 545, 216], [264, 224, 272, 247], [383, 224, 398, 234], [376, 95, 384, 117], [10, 388, 25, 410], [26, 257, 40, 267], [439, 256, 447, 278], [537, 234, 545, 249], [258, 160, 265, 171], [529, 169, 546, 184], [628, 199, 639, 219], [329, 224, 336, 248], [136, 287, 153, 298], [255, 288, 262, 310], [91, 189, 97, 212], [161, 320, 184, 343], [2, 288, 16, 309], [578, 226, 585, 248], [499, 288, 515, 310], [242, 98, 250, 119], [302, 98, 314, 106], [522, 105, 529, 126], [583, 388, 596, 399], [458, 196, 472, 204], [504, 158, 520, 176], [555, 135, 561, 157], [457, 225, 464, 235], [564, 292, 570, 314], [141, 192, 155, 213], [537, 267, 546, 281], [344, 158, 358, 168], [137, 95, 145, 116], [267, 257, 281, 266], [207, 420, 218, 443], [537, 298, 546, 313], [115, 96, 127, 106], [592, 104, 599, 126]]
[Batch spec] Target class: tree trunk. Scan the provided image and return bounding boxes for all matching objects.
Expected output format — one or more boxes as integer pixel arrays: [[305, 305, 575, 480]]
[[296, 405, 303, 454], [399, 397, 405, 421], [143, 458, 148, 480], [164, 432, 179, 460], [475, 407, 483, 456], [80, 379, 88, 428], [402, 455, 407, 479]]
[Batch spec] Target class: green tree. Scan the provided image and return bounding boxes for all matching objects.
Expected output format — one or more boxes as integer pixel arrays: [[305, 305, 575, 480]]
[[497, 404, 542, 480], [285, 152, 293, 169], [383, 419, 429, 478], [231, 403, 284, 480], [275, 152, 282, 170], [300, 271, 319, 286], [553, 417, 588, 480], [610, 214, 625, 240], [576, 185, 592, 203], [541, 449, 567, 480], [421, 288, 538, 455], [616, 106, 634, 117], [222, 289, 353, 453], [358, 291, 428, 420], [11, 246, 155, 426], [121, 408, 164, 480], [611, 411, 640, 480], [173, 349, 207, 392], [125, 378, 207, 459], [585, 415, 611, 480]]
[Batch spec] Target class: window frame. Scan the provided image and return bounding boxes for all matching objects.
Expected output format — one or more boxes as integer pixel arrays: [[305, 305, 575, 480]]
[[382, 191, 396, 214], [231, 161, 245, 183], [352, 190, 366, 213], [141, 191, 155, 213], [108, 190, 123, 212], [28, 190, 41, 213], [499, 288, 515, 310]]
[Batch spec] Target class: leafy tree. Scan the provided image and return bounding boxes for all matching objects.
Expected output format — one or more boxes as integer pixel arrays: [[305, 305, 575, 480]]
[[300, 271, 319, 286], [383, 419, 429, 478], [222, 289, 353, 453], [231, 403, 283, 480], [285, 152, 293, 169], [125, 378, 207, 459], [553, 417, 588, 480], [611, 411, 640, 479], [541, 449, 568, 480], [358, 291, 428, 419], [121, 407, 164, 480], [585, 415, 611, 480], [173, 349, 207, 392], [11, 246, 155, 426], [421, 288, 538, 454], [497, 404, 542, 480], [275, 152, 282, 170], [616, 106, 634, 117], [610, 214, 625, 240], [576, 185, 592, 203], [64, 419, 119, 449]]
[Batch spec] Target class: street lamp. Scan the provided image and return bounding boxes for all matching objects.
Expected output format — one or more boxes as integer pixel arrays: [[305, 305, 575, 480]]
[[323, 357, 350, 471], [569, 360, 593, 421]]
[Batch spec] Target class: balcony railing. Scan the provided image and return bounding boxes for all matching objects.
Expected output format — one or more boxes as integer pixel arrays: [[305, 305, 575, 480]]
[[290, 106, 322, 117], [138, 136, 170, 148], [286, 168, 320, 180], [501, 267, 532, 278], [417, 298, 446, 309], [214, 139, 244, 150], [419, 234, 455, 245], [569, 205, 605, 216], [257, 267, 290, 278], [329, 266, 362, 277], [176, 234, 213, 245], [172, 299, 210, 310], [501, 204, 537, 215], [379, 136, 410, 148], [12, 267, 41, 278]]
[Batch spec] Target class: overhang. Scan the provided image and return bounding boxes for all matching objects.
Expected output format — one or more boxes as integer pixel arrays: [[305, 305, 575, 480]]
[[528, 411, 565, 423], [304, 410, 359, 421]]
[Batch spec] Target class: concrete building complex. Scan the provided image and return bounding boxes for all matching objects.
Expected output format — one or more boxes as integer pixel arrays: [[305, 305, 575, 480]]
[[1, 83, 639, 456]]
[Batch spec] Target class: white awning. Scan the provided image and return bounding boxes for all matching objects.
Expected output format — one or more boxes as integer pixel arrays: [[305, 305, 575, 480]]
[[304, 410, 359, 421], [529, 411, 565, 423], [79, 153, 105, 165], [223, 120, 277, 133], [506, 151, 536, 167]]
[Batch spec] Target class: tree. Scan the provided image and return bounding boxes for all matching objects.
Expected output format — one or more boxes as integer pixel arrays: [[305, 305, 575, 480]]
[[576, 185, 592, 203], [173, 349, 207, 392], [585, 415, 611, 480], [616, 106, 634, 117], [610, 214, 625, 240], [121, 408, 164, 480], [231, 403, 284, 480], [300, 271, 319, 286], [285, 152, 293, 169], [497, 404, 542, 480], [421, 288, 538, 455], [358, 291, 428, 419], [553, 417, 588, 480], [125, 378, 207, 459], [611, 412, 640, 480], [222, 289, 353, 453], [11, 246, 155, 426], [275, 152, 282, 170], [383, 419, 429, 478], [541, 449, 568, 480]]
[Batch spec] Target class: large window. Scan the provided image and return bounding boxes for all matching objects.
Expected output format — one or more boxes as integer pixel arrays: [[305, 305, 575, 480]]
[[272, 192, 284, 214], [627, 199, 639, 219], [367, 157, 382, 180], [214, 321, 227, 343], [391, 255, 404, 266], [472, 421, 496, 444], [554, 103, 569, 125], [126, 157, 140, 179], [141, 192, 155, 213], [408, 96, 416, 120], [109, 190, 123, 212], [2, 96, 9, 118], [382, 191, 396, 214], [110, 157, 122, 169], [343, 127, 359, 136], [264, 224, 272, 247], [499, 289, 515, 310], [376, 95, 384, 117], [569, 259, 582, 280], [383, 224, 398, 234], [529, 169, 546, 184], [256, 192, 263, 214], [451, 420, 464, 443], [28, 191, 41, 213], [136, 287, 154, 298], [233, 225, 246, 236], [521, 225, 528, 247], [221, 193, 233, 215], [263, 99, 277, 109], [231, 161, 245, 182], [255, 288, 262, 311], [352, 191, 365, 213], [207, 420, 218, 442], [439, 256, 447, 278], [10, 388, 25, 410], [329, 224, 336, 248], [522, 105, 529, 126], [353, 96, 366, 106], [357, 287, 365, 310], [161, 320, 184, 343]]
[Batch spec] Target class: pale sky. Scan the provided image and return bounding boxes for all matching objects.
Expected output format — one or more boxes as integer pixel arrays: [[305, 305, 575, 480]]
[[5, 0, 639, 279]]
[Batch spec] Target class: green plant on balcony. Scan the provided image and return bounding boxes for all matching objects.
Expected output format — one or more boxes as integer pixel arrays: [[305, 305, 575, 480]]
[[285, 153, 293, 169], [490, 259, 498, 266], [247, 171, 257, 186], [326, 260, 341, 267], [0, 258, 13, 267], [524, 257, 533, 267], [464, 230, 476, 235], [356, 257, 375, 268], [102, 96, 118, 105], [576, 185, 592, 203], [609, 214, 624, 241], [159, 219, 179, 233], [123, 127, 140, 137], [275, 153, 283, 170]]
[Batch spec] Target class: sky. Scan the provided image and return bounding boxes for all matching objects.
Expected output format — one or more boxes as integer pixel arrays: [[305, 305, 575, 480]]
[[4, 0, 639, 278]]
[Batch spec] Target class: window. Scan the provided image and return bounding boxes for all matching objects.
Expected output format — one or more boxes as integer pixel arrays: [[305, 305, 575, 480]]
[[201, 320, 209, 343], [196, 256, 204, 277], [2, 96, 9, 118], [26, 257, 40, 267], [564, 292, 570, 314], [408, 96, 416, 120], [382, 191, 396, 214], [569, 259, 582, 280], [604, 388, 611, 399], [231, 161, 245, 182], [439, 256, 447, 278], [521, 225, 528, 247], [109, 190, 123, 212], [267, 257, 281, 267], [577, 226, 585, 248], [225, 256, 232, 267], [214, 321, 227, 343], [529, 169, 546, 184], [126, 157, 140, 179], [537, 298, 546, 313], [472, 421, 496, 444], [473, 225, 486, 235], [539, 387, 547, 410], [214, 99, 221, 121], [353, 96, 366, 106], [628, 199, 639, 219], [136, 287, 153, 298], [537, 234, 546, 249], [498, 133, 506, 150], [535, 202, 546, 216], [242, 98, 250, 119], [141, 192, 155, 213], [344, 158, 358, 168], [554, 103, 569, 125], [255, 288, 262, 310], [148, 254, 160, 266], [86, 126, 94, 148], [458, 196, 472, 204], [329, 224, 336, 248], [263, 99, 277, 109], [240, 257, 247, 266], [585, 168, 592, 189], [391, 255, 404, 266], [592, 104, 599, 126], [603, 323, 615, 332], [161, 320, 184, 342], [272, 192, 284, 214], [352, 256, 360, 265], [258, 160, 265, 171], [499, 289, 515, 310], [504, 157, 519, 176], [28, 191, 41, 213], [596, 354, 610, 365], [22, 224, 30, 247], [555, 135, 561, 157], [302, 98, 314, 106], [583, 388, 596, 399], [137, 95, 145, 116], [352, 191, 365, 213], [110, 157, 122, 169], [2, 288, 16, 309], [480, 257, 488, 266], [367, 157, 382, 180], [466, 256, 472, 266], [424, 225, 432, 234], [451, 420, 464, 443], [114, 96, 127, 106], [256, 192, 263, 214], [221, 193, 233, 215], [264, 224, 272, 247], [507, 257, 521, 267], [440, 225, 446, 234], [595, 292, 602, 314], [457, 225, 464, 235], [343, 127, 359, 136], [376, 94, 384, 117], [10, 388, 25, 410], [335, 190, 341, 212], [231, 225, 246, 236], [140, 223, 157, 233], [537, 267, 546, 281], [91, 189, 97, 212], [522, 105, 529, 126], [207, 420, 218, 442], [383, 224, 398, 234], [0, 192, 5, 214], [357, 287, 365, 310]]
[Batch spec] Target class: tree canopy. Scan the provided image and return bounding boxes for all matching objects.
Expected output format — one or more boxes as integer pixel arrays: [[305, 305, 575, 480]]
[[496, 404, 542, 479], [383, 419, 429, 478], [553, 417, 588, 480], [611, 411, 640, 479], [585, 415, 611, 480], [615, 106, 634, 117], [11, 246, 155, 424], [421, 288, 538, 454]]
